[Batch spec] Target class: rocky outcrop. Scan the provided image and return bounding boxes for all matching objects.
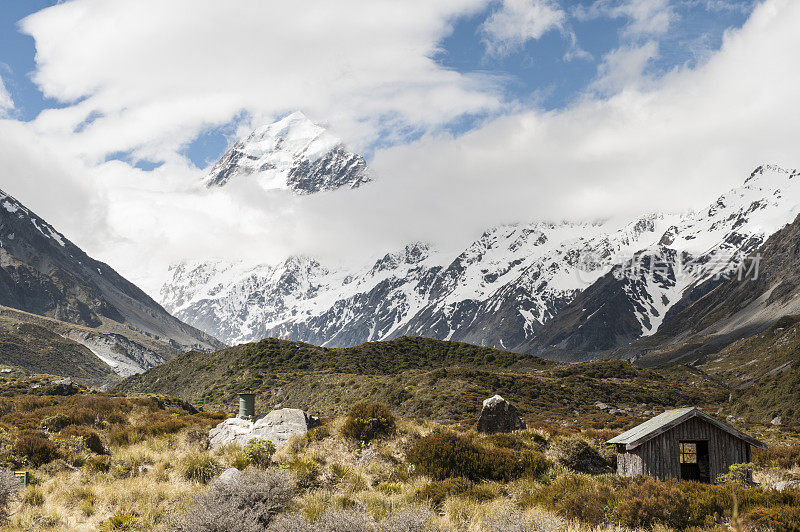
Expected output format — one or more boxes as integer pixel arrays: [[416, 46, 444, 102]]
[[476, 395, 526, 434], [208, 408, 320, 449]]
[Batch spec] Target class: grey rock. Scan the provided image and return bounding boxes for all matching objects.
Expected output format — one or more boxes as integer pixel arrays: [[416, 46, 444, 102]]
[[208, 408, 320, 449], [774, 480, 800, 492], [595, 402, 610, 410], [213, 467, 243, 487], [476, 395, 526, 434], [771, 416, 783, 426]]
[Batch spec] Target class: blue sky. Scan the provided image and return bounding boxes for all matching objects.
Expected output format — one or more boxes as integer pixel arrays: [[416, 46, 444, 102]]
[[1, 0, 756, 169], [437, 1, 754, 109]]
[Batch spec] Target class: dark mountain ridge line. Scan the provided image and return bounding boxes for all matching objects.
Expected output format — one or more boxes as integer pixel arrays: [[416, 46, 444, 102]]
[[0, 186, 225, 377]]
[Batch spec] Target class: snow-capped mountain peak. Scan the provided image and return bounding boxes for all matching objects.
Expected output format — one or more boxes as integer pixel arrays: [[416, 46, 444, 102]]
[[204, 111, 372, 194]]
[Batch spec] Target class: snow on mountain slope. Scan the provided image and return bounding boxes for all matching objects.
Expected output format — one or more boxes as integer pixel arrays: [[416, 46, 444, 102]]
[[528, 164, 800, 357], [162, 216, 674, 348], [163, 165, 800, 355], [205, 111, 371, 194], [621, 164, 800, 336]]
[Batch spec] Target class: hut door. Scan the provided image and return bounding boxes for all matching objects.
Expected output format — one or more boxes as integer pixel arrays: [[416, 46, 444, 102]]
[[679, 441, 710, 482]]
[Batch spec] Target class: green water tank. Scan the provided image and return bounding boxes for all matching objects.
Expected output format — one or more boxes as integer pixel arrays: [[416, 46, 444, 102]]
[[238, 391, 255, 419]]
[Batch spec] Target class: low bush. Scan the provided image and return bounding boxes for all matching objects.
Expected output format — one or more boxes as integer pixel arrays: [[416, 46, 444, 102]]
[[59, 425, 105, 455], [169, 469, 295, 531], [181, 453, 222, 484], [283, 457, 319, 488], [548, 435, 612, 474], [14, 430, 58, 466], [100, 510, 139, 531], [40, 413, 71, 432], [754, 444, 800, 469], [109, 416, 189, 447], [407, 432, 549, 482], [520, 474, 616, 526], [742, 506, 800, 532], [415, 477, 471, 506], [613, 477, 691, 529], [407, 432, 483, 481], [243, 439, 275, 469], [340, 402, 396, 443], [84, 454, 111, 474], [0, 470, 19, 522]]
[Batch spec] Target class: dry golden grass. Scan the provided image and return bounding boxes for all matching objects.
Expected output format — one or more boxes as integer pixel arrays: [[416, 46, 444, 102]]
[[1, 403, 798, 531]]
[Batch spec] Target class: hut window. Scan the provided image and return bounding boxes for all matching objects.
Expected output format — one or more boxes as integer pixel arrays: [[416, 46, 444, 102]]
[[679, 442, 697, 464]]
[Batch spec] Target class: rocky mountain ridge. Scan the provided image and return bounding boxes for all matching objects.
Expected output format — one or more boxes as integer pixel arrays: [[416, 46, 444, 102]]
[[0, 188, 224, 377], [162, 163, 800, 357]]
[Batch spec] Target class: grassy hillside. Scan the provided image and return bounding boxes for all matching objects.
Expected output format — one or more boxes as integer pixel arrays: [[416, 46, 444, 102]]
[[0, 315, 116, 382], [116, 337, 727, 425], [630, 315, 800, 425]]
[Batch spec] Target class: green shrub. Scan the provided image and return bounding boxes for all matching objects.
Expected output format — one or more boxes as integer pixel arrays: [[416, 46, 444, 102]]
[[613, 477, 691, 529], [108, 426, 143, 447], [283, 457, 319, 488], [59, 426, 106, 455], [181, 453, 222, 484], [488, 433, 526, 451], [465, 482, 500, 502], [100, 510, 139, 530], [14, 431, 58, 466], [415, 477, 471, 507], [406, 432, 549, 482], [340, 402, 396, 443], [84, 455, 111, 474], [40, 413, 71, 432], [407, 432, 483, 481], [109, 417, 188, 447], [243, 439, 275, 469], [548, 435, 612, 474], [520, 474, 614, 526], [305, 425, 330, 443]]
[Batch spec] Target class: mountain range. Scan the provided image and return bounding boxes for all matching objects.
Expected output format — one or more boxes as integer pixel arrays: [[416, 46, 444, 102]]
[[161, 114, 800, 362]]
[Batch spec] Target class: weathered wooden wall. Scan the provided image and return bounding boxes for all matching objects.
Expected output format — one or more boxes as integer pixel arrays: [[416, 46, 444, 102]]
[[616, 417, 751, 481]]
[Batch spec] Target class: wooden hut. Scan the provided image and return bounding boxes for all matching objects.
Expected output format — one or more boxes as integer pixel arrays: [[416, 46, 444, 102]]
[[607, 407, 766, 482]]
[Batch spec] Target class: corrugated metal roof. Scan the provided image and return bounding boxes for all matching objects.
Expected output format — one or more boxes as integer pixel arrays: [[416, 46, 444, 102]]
[[606, 407, 767, 450], [607, 407, 694, 445]]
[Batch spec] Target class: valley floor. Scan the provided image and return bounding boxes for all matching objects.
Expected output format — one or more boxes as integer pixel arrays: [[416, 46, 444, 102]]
[[0, 377, 798, 531]]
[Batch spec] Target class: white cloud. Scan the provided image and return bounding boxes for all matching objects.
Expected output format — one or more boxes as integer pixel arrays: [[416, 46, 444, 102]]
[[589, 41, 659, 94], [0, 74, 13, 116], [20, 0, 502, 165], [575, 0, 677, 39], [480, 0, 567, 57], [0, 0, 798, 301], [0, 119, 105, 242]]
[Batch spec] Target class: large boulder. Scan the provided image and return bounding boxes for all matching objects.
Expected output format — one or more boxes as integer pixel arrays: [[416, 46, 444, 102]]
[[209, 408, 320, 449], [476, 395, 526, 434]]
